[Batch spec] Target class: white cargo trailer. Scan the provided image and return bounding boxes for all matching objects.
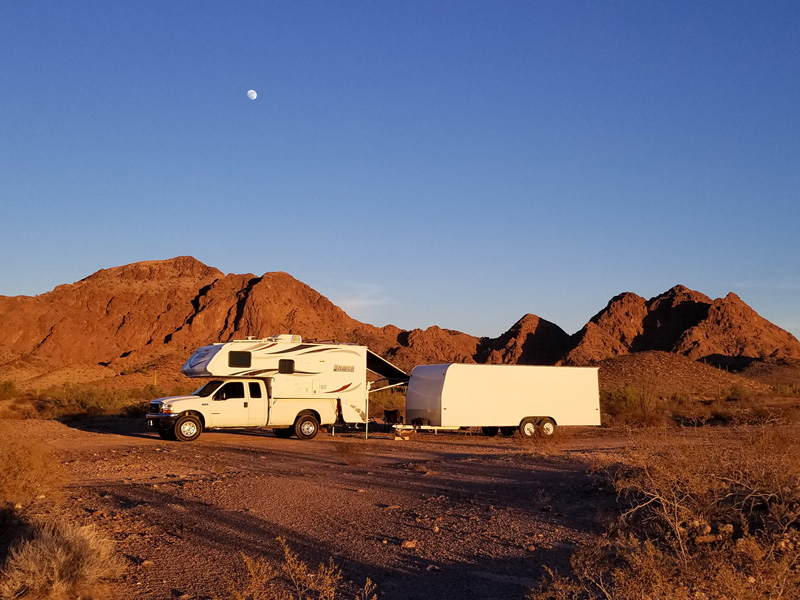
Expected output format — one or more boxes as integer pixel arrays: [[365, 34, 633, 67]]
[[405, 363, 600, 437]]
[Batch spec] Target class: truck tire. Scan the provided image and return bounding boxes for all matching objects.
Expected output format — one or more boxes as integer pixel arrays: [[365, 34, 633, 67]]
[[274, 427, 293, 439], [481, 426, 499, 437], [500, 427, 516, 437], [174, 414, 202, 442], [519, 417, 537, 438], [294, 414, 319, 440], [538, 418, 556, 436]]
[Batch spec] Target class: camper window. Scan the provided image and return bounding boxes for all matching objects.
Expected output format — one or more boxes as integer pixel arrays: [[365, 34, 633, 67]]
[[279, 359, 295, 374], [214, 381, 245, 401], [248, 382, 262, 398], [228, 351, 252, 368]]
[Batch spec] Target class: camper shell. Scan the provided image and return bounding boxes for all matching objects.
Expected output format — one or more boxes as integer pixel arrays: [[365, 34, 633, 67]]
[[146, 335, 407, 441], [404, 363, 600, 436]]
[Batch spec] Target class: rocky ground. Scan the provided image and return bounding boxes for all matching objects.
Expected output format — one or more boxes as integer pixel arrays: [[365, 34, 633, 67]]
[[12, 418, 636, 600]]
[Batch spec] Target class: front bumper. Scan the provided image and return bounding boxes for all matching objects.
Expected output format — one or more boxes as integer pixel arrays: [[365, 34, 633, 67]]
[[146, 414, 179, 429]]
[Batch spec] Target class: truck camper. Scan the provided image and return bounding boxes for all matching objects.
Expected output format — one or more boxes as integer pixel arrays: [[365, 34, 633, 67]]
[[403, 363, 600, 436], [146, 335, 408, 441]]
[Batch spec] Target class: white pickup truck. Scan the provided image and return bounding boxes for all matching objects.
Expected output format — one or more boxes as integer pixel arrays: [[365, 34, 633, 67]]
[[147, 377, 333, 441]]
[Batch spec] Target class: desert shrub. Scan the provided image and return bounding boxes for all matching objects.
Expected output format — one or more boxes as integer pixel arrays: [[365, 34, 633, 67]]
[[530, 427, 800, 599], [0, 382, 19, 402], [773, 383, 800, 397], [367, 388, 405, 419], [0, 518, 123, 600], [727, 382, 756, 402], [600, 387, 671, 427], [221, 537, 376, 600]]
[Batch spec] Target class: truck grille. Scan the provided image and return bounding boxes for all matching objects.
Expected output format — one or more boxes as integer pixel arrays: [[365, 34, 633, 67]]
[[149, 402, 161, 414]]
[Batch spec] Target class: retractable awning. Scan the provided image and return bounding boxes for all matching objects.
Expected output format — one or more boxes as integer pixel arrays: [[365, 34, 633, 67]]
[[366, 350, 409, 384]]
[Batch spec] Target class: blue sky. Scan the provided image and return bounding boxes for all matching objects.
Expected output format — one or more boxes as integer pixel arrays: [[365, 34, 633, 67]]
[[2, 1, 799, 338]]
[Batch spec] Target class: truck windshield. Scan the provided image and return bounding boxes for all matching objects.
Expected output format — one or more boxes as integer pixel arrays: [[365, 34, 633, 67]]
[[194, 380, 224, 397]]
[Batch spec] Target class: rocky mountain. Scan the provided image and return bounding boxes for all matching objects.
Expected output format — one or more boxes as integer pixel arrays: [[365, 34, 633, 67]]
[[1, 257, 798, 389], [560, 285, 800, 367]]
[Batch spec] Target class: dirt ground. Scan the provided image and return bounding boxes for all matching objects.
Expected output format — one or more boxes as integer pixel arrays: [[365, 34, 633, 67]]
[[17, 419, 635, 599]]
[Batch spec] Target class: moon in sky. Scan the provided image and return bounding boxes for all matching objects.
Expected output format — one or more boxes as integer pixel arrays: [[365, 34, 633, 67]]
[[247, 89, 257, 100]]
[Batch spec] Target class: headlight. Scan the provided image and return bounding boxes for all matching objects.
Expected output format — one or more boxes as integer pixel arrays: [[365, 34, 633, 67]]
[[162, 404, 174, 414]]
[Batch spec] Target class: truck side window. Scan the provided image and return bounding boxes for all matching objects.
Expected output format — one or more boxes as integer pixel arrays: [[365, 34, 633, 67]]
[[215, 381, 245, 400], [278, 359, 295, 374], [248, 382, 262, 398]]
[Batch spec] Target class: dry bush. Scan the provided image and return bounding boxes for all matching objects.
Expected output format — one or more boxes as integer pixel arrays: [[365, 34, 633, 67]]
[[330, 441, 368, 466], [600, 387, 673, 428], [221, 537, 376, 600], [530, 427, 800, 599], [0, 382, 19, 402], [0, 518, 123, 600]]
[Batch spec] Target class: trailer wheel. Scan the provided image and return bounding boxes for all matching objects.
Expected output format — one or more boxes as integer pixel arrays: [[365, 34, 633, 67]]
[[481, 426, 499, 437], [157, 427, 177, 441], [174, 414, 202, 442], [294, 414, 319, 440], [519, 418, 537, 438], [538, 418, 556, 436], [274, 427, 293, 439], [500, 427, 516, 437]]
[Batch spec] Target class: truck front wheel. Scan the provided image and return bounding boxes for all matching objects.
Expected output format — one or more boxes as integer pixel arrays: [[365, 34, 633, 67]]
[[294, 414, 319, 440], [174, 414, 202, 442]]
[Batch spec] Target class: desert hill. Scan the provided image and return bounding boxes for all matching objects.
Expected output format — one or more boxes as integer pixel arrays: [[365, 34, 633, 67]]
[[1, 257, 798, 392]]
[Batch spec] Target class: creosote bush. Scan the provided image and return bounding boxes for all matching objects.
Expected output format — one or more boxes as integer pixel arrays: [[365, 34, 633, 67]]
[[530, 427, 800, 599], [0, 519, 123, 600], [222, 537, 376, 600]]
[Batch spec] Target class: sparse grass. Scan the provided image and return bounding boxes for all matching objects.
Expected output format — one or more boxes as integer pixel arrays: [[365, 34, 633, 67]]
[[530, 426, 800, 599], [0, 518, 123, 600], [0, 382, 195, 419], [221, 537, 376, 600]]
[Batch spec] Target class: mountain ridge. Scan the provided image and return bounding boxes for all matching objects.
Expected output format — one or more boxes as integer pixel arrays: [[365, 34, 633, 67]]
[[1, 256, 798, 388]]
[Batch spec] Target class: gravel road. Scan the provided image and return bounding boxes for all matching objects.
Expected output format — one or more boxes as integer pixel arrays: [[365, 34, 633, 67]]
[[22, 419, 622, 599]]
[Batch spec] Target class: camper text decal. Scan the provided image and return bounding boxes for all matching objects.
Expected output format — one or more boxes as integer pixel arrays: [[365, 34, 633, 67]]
[[334, 364, 355, 372]]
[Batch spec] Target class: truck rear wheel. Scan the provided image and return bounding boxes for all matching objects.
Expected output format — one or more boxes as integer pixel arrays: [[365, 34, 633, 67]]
[[481, 426, 499, 437], [174, 414, 202, 442], [294, 414, 319, 440], [519, 418, 537, 438], [538, 418, 556, 436]]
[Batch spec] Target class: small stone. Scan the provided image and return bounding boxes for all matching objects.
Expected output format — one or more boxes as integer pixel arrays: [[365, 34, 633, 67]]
[[426, 564, 439, 572], [527, 545, 536, 552], [382, 539, 387, 544], [433, 526, 440, 533], [386, 505, 401, 510], [357, 489, 365, 493], [141, 559, 155, 568], [401, 540, 417, 549], [748, 576, 756, 584]]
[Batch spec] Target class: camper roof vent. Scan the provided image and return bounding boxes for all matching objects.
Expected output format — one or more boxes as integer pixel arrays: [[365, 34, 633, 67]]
[[267, 334, 302, 343]]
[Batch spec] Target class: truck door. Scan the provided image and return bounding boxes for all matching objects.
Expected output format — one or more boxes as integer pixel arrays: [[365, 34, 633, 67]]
[[209, 381, 249, 427], [247, 381, 268, 426]]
